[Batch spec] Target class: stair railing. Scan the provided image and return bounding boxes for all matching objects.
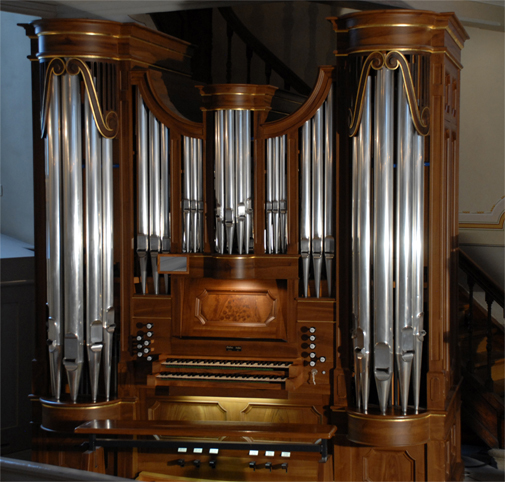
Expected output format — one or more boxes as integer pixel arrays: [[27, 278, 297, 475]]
[[459, 248, 504, 392], [218, 7, 312, 96]]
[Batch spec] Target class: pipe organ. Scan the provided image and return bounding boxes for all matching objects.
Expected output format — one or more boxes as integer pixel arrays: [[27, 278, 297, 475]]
[[26, 9, 468, 482]]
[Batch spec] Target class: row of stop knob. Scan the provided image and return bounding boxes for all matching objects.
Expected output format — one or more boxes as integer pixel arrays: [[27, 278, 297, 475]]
[[302, 326, 326, 366]]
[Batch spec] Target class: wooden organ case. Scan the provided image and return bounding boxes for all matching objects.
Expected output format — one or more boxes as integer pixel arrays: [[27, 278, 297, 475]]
[[25, 9, 468, 482]]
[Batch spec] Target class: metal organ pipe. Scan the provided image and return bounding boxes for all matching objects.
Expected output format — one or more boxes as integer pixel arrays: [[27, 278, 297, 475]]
[[45, 73, 63, 401], [300, 122, 311, 298], [356, 80, 372, 412], [85, 85, 104, 403], [160, 126, 170, 293], [244, 111, 253, 254], [266, 134, 287, 254], [323, 87, 335, 296], [149, 112, 161, 295], [351, 64, 426, 415], [215, 111, 225, 253], [182, 135, 203, 254], [61, 72, 84, 403], [279, 135, 287, 254], [373, 68, 394, 415], [299, 89, 334, 298], [136, 92, 149, 294], [215, 109, 252, 254], [235, 111, 246, 254], [396, 72, 415, 415], [412, 131, 426, 413], [351, 135, 360, 409], [224, 110, 236, 254], [44, 67, 116, 403], [137, 91, 176, 292], [102, 136, 115, 401], [312, 107, 324, 298]]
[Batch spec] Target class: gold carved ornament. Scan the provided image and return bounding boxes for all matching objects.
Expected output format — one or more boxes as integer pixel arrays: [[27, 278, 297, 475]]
[[348, 51, 430, 137], [40, 57, 119, 139]]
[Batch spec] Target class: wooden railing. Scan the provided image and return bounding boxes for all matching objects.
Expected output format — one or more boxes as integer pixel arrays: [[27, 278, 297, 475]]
[[218, 7, 312, 96], [459, 248, 504, 392]]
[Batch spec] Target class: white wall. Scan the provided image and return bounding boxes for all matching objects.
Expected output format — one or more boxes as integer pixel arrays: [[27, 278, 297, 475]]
[[459, 26, 504, 288], [0, 11, 38, 246]]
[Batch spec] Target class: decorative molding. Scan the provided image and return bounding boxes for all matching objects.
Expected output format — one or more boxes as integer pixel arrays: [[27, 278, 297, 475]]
[[459, 197, 505, 229], [41, 57, 119, 139], [348, 51, 429, 137]]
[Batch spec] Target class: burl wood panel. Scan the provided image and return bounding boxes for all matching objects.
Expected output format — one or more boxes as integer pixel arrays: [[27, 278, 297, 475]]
[[178, 279, 288, 339]]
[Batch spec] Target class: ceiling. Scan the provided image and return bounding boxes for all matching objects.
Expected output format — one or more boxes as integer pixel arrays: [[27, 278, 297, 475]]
[[1, 0, 503, 31]]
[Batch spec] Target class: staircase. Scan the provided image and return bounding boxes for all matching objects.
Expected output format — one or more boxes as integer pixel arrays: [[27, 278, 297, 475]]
[[149, 6, 310, 123], [459, 249, 504, 449]]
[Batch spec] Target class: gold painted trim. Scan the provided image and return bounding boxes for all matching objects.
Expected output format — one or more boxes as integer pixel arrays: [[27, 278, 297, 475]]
[[67, 58, 118, 139], [200, 92, 272, 97], [201, 107, 271, 112], [347, 411, 431, 422], [37, 30, 123, 38], [334, 47, 463, 70], [459, 217, 505, 230], [37, 54, 192, 76], [37, 31, 191, 58], [40, 57, 119, 139], [41, 400, 124, 410], [348, 51, 429, 137], [297, 320, 336, 323], [332, 22, 464, 50]]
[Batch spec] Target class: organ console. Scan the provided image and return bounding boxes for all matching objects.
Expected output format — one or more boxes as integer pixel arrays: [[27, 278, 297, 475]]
[[25, 8, 468, 481]]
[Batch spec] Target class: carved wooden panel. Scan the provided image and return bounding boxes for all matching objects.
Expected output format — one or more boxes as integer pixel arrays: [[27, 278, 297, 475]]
[[240, 403, 323, 425], [178, 279, 288, 339], [195, 289, 276, 327], [363, 449, 421, 482], [148, 400, 228, 422]]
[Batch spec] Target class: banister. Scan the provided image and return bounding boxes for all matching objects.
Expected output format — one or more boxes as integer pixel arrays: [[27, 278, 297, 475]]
[[459, 248, 504, 319], [218, 7, 312, 96]]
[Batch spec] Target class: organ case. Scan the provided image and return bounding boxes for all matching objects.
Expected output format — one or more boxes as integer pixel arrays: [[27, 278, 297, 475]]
[[25, 9, 468, 482]]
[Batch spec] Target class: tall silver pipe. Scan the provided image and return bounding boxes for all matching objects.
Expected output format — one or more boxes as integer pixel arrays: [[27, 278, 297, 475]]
[[61, 72, 84, 402], [324, 88, 335, 296], [356, 79, 372, 412], [279, 135, 287, 254], [224, 110, 235, 254], [102, 136, 115, 401], [396, 72, 415, 414], [149, 112, 161, 294], [45, 73, 63, 401], [351, 135, 360, 409], [412, 132, 425, 412], [373, 68, 394, 415], [272, 136, 280, 254], [196, 138, 204, 253], [244, 111, 253, 254], [265, 137, 273, 254], [160, 125, 170, 293], [300, 121, 311, 297], [311, 107, 324, 298], [235, 111, 246, 254], [191, 137, 199, 252], [85, 87, 104, 403], [136, 91, 149, 294], [183, 136, 192, 253], [215, 111, 225, 253]]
